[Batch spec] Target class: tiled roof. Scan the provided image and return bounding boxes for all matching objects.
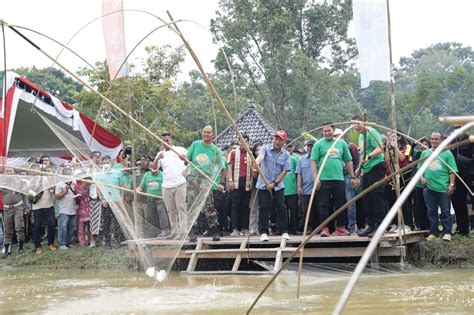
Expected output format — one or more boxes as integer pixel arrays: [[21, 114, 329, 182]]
[[216, 101, 275, 149]]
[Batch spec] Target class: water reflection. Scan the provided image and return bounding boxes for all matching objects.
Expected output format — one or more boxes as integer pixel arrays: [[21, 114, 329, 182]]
[[0, 267, 472, 314]]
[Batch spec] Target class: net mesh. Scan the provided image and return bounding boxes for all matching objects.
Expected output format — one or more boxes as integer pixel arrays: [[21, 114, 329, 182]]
[[0, 110, 221, 283]]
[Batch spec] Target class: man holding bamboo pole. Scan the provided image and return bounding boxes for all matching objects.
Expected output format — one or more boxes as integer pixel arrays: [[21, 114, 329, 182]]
[[352, 115, 386, 238], [255, 130, 291, 242], [311, 122, 355, 237], [184, 125, 225, 242]]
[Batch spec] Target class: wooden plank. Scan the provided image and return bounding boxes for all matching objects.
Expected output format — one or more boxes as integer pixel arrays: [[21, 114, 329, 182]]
[[186, 238, 203, 273], [232, 239, 248, 272], [181, 270, 274, 276], [185, 248, 298, 254], [273, 238, 287, 273]]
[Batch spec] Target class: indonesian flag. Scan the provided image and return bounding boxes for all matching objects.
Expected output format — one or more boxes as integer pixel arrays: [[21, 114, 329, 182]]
[[352, 0, 391, 89], [102, 0, 129, 79]]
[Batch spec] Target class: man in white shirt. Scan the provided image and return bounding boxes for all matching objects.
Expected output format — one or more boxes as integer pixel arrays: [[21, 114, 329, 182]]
[[152, 132, 188, 236]]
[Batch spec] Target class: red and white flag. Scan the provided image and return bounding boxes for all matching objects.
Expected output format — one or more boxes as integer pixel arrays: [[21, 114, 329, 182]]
[[102, 0, 129, 79], [352, 0, 390, 89]]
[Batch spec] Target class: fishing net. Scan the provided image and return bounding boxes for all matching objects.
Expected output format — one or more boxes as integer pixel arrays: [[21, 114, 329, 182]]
[[0, 110, 221, 283]]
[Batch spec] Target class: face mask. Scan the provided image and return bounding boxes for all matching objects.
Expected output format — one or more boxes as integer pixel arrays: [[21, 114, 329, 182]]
[[103, 164, 111, 171]]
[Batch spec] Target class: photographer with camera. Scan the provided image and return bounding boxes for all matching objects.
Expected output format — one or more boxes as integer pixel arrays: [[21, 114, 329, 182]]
[[55, 167, 77, 250]]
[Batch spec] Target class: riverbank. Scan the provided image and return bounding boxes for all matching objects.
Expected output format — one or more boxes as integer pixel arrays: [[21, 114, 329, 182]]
[[408, 234, 474, 268], [1, 236, 472, 270], [0, 244, 141, 271]]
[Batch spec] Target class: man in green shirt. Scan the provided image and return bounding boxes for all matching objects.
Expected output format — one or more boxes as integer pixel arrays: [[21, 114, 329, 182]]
[[185, 125, 225, 242], [311, 122, 356, 237], [419, 132, 458, 242], [137, 169, 171, 238], [283, 143, 300, 234], [352, 115, 386, 237]]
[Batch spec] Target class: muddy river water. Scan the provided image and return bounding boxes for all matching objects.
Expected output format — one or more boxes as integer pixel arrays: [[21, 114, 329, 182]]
[[0, 267, 472, 314]]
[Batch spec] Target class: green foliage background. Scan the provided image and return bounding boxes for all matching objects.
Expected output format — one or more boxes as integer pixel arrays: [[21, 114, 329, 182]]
[[12, 1, 474, 153]]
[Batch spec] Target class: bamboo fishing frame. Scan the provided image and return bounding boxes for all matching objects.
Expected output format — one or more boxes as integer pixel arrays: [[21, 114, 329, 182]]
[[333, 120, 474, 314], [166, 11, 272, 193], [246, 136, 473, 314], [296, 125, 356, 299], [5, 23, 223, 191]]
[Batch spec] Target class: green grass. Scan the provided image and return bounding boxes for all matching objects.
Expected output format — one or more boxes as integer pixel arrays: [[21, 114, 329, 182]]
[[0, 243, 141, 270]]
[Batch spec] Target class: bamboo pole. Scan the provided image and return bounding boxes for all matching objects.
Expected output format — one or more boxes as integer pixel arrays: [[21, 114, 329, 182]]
[[11, 165, 162, 200], [385, 0, 406, 266], [356, 120, 474, 196], [6, 24, 221, 189], [333, 121, 474, 314], [246, 137, 472, 314], [166, 11, 272, 192], [296, 125, 356, 299]]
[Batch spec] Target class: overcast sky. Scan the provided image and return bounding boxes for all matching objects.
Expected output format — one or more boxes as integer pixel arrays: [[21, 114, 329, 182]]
[[1, 0, 473, 79]]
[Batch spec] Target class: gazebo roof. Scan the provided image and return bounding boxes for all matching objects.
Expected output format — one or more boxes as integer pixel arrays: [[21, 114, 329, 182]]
[[216, 101, 275, 149]]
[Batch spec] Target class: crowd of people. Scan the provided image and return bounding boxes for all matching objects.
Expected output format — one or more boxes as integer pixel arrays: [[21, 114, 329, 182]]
[[0, 120, 473, 258]]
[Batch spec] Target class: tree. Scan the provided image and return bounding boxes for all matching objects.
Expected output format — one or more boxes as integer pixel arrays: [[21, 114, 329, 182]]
[[210, 0, 356, 137], [13, 66, 83, 103]]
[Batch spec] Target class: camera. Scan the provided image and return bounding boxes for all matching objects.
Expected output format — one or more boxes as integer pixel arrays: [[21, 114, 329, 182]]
[[122, 145, 132, 159]]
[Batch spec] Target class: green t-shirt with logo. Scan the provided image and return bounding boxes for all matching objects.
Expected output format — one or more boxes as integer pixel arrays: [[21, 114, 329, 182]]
[[187, 140, 224, 176], [418, 149, 458, 193], [311, 138, 352, 181], [358, 126, 384, 173], [283, 154, 299, 195], [139, 171, 164, 198]]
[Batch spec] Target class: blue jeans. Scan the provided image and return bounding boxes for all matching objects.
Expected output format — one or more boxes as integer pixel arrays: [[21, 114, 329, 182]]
[[344, 174, 357, 232], [58, 214, 76, 246], [423, 188, 453, 236]]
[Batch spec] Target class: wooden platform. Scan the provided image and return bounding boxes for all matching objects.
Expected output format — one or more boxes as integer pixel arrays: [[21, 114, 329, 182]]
[[125, 231, 426, 274]]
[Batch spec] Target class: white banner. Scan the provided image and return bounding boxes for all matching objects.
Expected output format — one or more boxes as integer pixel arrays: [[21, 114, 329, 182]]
[[353, 0, 391, 88]]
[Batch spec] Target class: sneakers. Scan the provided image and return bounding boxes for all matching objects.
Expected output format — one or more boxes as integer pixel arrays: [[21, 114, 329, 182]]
[[320, 227, 330, 237], [426, 234, 438, 241], [260, 233, 269, 242], [230, 229, 240, 237], [282, 233, 290, 240], [388, 224, 398, 233], [48, 244, 57, 252], [335, 227, 350, 236], [357, 226, 375, 237], [393, 225, 412, 234], [35, 247, 42, 255], [442, 234, 452, 242], [59, 245, 68, 251], [89, 240, 96, 248]]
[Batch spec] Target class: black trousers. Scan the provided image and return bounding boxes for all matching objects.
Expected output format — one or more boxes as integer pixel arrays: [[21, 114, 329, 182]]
[[258, 189, 288, 234], [300, 194, 319, 231], [361, 163, 386, 227], [355, 197, 366, 230], [452, 169, 472, 235], [285, 194, 299, 233], [317, 180, 347, 228], [230, 178, 251, 230], [32, 207, 55, 248], [385, 183, 414, 228], [413, 187, 429, 230]]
